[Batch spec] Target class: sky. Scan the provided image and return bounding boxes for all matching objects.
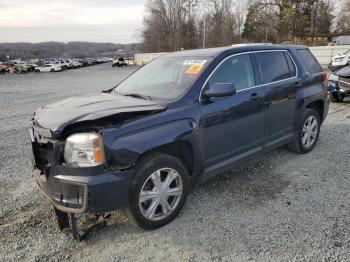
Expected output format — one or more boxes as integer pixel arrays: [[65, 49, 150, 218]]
[[0, 0, 147, 43]]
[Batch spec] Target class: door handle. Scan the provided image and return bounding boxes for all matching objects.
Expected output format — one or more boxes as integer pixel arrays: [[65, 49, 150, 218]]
[[294, 81, 301, 87], [250, 93, 260, 101]]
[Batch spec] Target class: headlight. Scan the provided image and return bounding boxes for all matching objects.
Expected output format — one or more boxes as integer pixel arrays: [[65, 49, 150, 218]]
[[64, 133, 105, 167], [328, 74, 339, 82]]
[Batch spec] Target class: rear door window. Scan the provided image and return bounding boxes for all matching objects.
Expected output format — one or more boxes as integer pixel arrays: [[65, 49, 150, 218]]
[[296, 49, 322, 74], [255, 51, 294, 83]]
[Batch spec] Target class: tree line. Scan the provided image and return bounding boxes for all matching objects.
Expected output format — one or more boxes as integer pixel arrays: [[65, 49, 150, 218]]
[[140, 0, 350, 52]]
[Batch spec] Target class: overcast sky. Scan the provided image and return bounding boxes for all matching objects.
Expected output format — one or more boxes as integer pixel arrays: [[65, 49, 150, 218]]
[[0, 0, 147, 43]]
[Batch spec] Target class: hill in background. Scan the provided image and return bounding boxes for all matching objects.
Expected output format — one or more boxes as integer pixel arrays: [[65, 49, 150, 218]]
[[0, 42, 141, 60]]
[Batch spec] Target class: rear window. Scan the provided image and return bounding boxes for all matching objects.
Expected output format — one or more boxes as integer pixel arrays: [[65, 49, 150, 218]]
[[255, 51, 294, 83], [296, 49, 322, 74]]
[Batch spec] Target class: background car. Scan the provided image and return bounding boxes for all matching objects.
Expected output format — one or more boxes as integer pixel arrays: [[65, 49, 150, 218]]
[[35, 64, 62, 72], [14, 64, 28, 74], [112, 57, 127, 67], [328, 49, 350, 71], [25, 64, 36, 72], [328, 66, 350, 102], [0, 63, 10, 74], [328, 35, 350, 46]]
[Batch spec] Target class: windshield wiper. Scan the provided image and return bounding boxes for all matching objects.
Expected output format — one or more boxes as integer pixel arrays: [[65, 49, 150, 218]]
[[122, 93, 152, 101]]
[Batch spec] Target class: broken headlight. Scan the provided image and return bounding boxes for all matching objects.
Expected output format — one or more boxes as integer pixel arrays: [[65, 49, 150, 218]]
[[64, 133, 105, 167]]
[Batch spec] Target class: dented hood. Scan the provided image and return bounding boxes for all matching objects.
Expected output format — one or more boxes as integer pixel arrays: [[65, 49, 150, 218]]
[[336, 66, 350, 78], [32, 93, 166, 136]]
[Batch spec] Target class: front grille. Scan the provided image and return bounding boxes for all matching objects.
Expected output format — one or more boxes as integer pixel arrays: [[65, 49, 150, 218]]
[[32, 142, 55, 173], [339, 78, 350, 91]]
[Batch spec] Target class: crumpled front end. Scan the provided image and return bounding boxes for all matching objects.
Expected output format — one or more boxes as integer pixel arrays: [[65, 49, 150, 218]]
[[30, 124, 132, 214]]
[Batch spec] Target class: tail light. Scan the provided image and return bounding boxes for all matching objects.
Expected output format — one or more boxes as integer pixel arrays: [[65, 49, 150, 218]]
[[323, 72, 328, 87]]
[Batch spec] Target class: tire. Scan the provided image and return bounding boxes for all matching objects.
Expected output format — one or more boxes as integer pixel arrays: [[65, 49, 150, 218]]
[[126, 152, 190, 230], [288, 109, 321, 154], [330, 92, 345, 102], [50, 69, 55, 72]]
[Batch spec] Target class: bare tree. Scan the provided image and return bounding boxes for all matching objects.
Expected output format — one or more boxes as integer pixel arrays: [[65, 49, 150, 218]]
[[141, 0, 337, 52], [336, 0, 350, 32]]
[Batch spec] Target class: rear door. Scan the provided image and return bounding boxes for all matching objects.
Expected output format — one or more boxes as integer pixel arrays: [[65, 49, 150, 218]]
[[254, 51, 299, 150]]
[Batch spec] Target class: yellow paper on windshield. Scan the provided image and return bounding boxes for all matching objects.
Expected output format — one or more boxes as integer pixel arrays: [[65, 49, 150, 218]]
[[186, 64, 203, 74], [184, 60, 207, 75]]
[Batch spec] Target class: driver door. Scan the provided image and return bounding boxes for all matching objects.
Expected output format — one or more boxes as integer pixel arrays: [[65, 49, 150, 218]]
[[199, 53, 266, 173]]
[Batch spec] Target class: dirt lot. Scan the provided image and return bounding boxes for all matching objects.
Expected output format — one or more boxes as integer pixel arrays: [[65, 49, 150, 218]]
[[0, 63, 349, 261]]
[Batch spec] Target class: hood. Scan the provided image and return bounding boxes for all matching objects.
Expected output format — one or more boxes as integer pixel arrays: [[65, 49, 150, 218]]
[[336, 66, 350, 78], [33, 93, 166, 137]]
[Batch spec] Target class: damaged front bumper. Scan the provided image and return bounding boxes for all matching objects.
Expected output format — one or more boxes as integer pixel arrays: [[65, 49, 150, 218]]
[[30, 130, 133, 240], [30, 128, 133, 214], [32, 165, 132, 214]]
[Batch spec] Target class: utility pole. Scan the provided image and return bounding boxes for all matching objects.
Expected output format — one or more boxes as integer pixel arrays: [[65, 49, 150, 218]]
[[188, 0, 191, 49], [203, 19, 206, 48]]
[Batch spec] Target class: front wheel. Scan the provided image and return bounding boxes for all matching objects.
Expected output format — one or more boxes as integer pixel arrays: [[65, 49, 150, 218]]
[[126, 153, 189, 230], [288, 109, 321, 154], [330, 92, 345, 103]]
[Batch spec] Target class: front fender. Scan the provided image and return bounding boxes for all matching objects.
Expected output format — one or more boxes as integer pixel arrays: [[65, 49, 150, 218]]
[[102, 119, 199, 168]]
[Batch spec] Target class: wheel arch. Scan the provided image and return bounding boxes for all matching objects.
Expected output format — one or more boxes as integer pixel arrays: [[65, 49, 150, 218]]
[[143, 140, 194, 175], [306, 100, 324, 122]]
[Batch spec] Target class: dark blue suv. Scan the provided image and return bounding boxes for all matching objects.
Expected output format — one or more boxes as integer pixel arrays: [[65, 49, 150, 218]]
[[30, 44, 330, 236]]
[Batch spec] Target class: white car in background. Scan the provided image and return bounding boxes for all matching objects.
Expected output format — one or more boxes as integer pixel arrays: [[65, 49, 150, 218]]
[[35, 64, 62, 73], [329, 49, 350, 71], [70, 60, 83, 68]]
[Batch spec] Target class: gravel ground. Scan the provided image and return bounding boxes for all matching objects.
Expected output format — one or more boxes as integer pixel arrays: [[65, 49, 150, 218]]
[[0, 63, 349, 262]]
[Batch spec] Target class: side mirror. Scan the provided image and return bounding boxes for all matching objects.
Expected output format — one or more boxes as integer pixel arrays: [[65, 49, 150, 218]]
[[202, 83, 236, 99]]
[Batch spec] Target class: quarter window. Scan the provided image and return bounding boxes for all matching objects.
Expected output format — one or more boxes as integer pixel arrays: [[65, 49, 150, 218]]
[[296, 49, 322, 74], [255, 51, 294, 83], [208, 54, 255, 91]]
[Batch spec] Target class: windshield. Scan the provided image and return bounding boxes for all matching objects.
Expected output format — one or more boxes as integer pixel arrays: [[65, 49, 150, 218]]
[[115, 56, 212, 100], [343, 49, 350, 55]]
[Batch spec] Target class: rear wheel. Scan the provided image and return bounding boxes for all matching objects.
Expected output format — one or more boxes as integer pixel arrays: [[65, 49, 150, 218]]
[[126, 153, 189, 230], [288, 109, 320, 154], [50, 69, 55, 72]]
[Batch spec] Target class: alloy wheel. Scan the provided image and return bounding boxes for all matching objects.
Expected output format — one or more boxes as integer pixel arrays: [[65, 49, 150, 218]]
[[302, 115, 318, 148], [139, 168, 183, 221]]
